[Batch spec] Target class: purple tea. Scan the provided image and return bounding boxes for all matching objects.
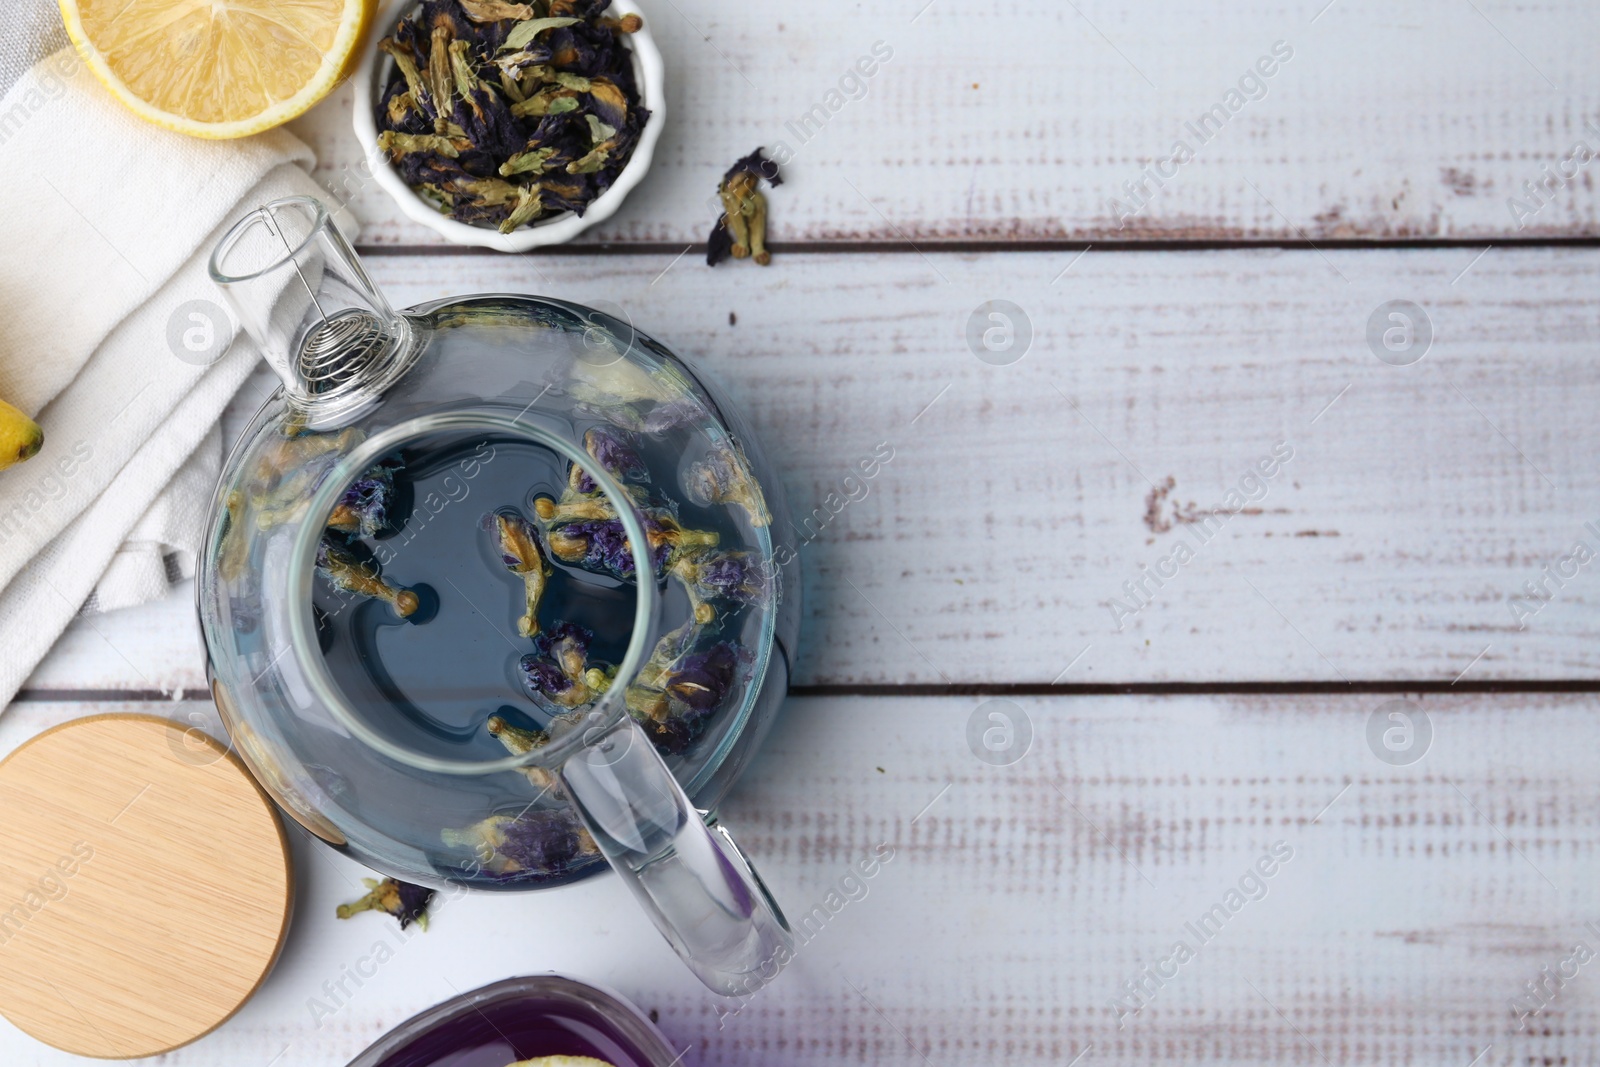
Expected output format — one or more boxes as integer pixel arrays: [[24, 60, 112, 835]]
[[353, 978, 675, 1067]]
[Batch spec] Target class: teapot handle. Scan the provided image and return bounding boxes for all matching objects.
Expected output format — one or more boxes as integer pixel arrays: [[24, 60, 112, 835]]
[[557, 715, 793, 995]]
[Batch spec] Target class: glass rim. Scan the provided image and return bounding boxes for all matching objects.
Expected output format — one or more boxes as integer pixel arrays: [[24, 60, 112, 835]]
[[208, 195, 330, 286], [287, 408, 660, 777]]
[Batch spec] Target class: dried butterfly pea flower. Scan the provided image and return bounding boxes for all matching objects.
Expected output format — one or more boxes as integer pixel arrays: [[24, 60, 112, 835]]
[[572, 426, 648, 492], [685, 445, 770, 526], [249, 427, 367, 531], [499, 145, 556, 176], [626, 627, 741, 753], [568, 354, 684, 406], [317, 536, 420, 617], [485, 713, 558, 790], [623, 617, 697, 721], [549, 0, 616, 16], [379, 37, 429, 102], [376, 0, 649, 232], [378, 130, 467, 158], [550, 517, 651, 579], [255, 426, 363, 484], [460, 0, 535, 21], [218, 490, 249, 583], [328, 458, 403, 538], [669, 546, 766, 623], [442, 808, 598, 876], [534, 493, 617, 525], [493, 511, 553, 636], [428, 26, 456, 131], [665, 643, 738, 714], [520, 621, 612, 706], [336, 877, 435, 931], [494, 46, 554, 75], [708, 148, 782, 266], [584, 77, 628, 128], [537, 503, 707, 581], [645, 509, 718, 563], [510, 89, 581, 119]]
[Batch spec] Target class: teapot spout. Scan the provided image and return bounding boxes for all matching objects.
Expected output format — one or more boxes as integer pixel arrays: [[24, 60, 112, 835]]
[[208, 196, 417, 427]]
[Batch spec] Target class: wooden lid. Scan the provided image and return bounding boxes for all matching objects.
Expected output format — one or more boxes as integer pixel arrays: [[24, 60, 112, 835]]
[[0, 714, 292, 1059]]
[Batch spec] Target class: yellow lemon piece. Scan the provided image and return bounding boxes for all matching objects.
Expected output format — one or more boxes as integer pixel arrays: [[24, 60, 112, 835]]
[[0, 399, 43, 472], [58, 0, 372, 139]]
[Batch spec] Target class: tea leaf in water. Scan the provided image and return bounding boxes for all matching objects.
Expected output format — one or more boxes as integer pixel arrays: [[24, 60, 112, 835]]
[[336, 877, 435, 931]]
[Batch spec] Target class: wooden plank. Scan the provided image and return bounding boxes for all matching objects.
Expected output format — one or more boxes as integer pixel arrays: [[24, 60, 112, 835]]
[[21, 246, 1600, 692], [1, 692, 1594, 1065], [288, 0, 1600, 246]]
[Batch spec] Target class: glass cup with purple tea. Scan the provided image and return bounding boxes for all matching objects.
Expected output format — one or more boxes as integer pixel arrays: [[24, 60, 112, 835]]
[[198, 196, 798, 994], [346, 974, 678, 1067]]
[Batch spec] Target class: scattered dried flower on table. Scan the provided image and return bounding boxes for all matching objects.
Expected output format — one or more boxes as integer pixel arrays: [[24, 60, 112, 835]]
[[336, 877, 436, 930], [707, 148, 782, 266]]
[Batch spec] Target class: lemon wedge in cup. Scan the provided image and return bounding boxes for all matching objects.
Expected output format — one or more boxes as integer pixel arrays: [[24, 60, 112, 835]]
[[58, 0, 371, 139]]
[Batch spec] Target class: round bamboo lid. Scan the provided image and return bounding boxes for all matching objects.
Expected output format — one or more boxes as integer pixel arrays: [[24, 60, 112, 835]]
[[0, 714, 292, 1058]]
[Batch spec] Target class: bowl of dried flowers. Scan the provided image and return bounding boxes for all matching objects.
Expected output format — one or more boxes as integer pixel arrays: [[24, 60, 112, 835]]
[[352, 0, 663, 251]]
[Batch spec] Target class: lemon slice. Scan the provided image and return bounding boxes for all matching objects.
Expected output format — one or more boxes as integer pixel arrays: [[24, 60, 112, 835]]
[[58, 0, 371, 139]]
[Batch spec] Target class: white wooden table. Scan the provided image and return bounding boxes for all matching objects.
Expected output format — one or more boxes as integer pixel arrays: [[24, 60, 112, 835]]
[[8, 1, 1600, 1063]]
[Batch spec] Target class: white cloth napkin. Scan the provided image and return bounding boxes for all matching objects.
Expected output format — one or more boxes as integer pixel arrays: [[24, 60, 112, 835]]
[[0, 35, 335, 707]]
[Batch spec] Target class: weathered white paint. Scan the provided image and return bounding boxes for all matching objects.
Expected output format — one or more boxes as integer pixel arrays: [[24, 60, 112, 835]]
[[22, 247, 1600, 692], [0, 693, 1592, 1065], [289, 0, 1600, 246]]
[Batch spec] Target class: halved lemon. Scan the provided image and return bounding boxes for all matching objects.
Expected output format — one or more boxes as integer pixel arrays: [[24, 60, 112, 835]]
[[58, 0, 371, 139]]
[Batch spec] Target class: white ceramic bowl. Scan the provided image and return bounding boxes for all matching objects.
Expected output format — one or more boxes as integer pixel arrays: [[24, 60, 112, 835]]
[[351, 0, 664, 252]]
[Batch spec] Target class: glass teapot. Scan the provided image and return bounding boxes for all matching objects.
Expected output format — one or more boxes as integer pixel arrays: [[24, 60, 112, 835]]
[[197, 196, 799, 994]]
